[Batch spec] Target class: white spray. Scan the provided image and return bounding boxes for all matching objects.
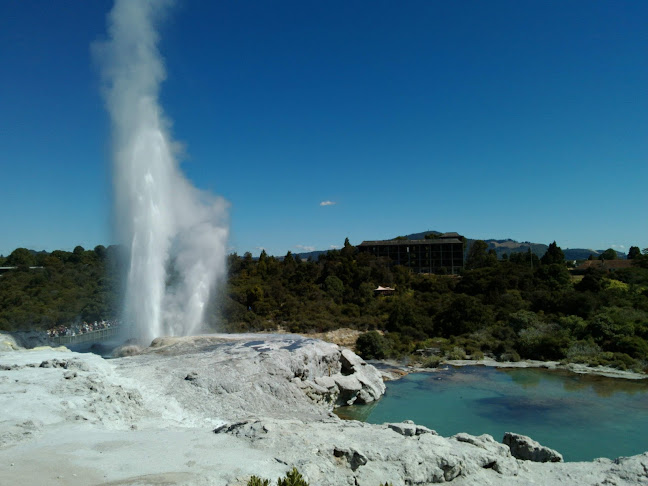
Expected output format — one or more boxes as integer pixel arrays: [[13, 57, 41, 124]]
[[96, 0, 228, 344]]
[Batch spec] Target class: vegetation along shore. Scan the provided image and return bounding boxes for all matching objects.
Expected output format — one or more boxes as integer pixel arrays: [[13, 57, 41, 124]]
[[1, 239, 647, 374]]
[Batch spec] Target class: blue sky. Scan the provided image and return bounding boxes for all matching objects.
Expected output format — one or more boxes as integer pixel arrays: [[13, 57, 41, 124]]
[[1, 0, 646, 257]]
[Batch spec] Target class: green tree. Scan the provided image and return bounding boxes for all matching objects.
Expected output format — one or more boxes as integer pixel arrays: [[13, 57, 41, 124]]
[[599, 248, 618, 261], [6, 248, 35, 267], [534, 264, 571, 291], [355, 331, 390, 359], [283, 251, 295, 266], [541, 241, 565, 265], [340, 237, 356, 258], [576, 269, 604, 293], [51, 250, 71, 264], [436, 294, 493, 336], [628, 247, 641, 260], [94, 245, 107, 260], [465, 240, 496, 269], [324, 275, 344, 302]]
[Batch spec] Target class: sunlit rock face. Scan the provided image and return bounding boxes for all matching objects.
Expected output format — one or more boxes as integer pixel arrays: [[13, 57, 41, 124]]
[[96, 0, 228, 344], [118, 334, 386, 421]]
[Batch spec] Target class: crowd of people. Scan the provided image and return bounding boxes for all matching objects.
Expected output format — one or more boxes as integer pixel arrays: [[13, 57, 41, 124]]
[[47, 319, 119, 338]]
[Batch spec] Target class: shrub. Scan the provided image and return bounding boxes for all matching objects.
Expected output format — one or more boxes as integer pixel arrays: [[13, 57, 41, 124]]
[[613, 336, 648, 360], [355, 331, 390, 359], [446, 346, 467, 360], [247, 477, 270, 486], [277, 468, 309, 486], [470, 350, 484, 360], [498, 350, 521, 362], [566, 340, 601, 359], [610, 352, 637, 371], [421, 355, 443, 368], [247, 468, 309, 486]]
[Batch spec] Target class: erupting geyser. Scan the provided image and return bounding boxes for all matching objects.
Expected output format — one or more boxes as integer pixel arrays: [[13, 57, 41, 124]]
[[96, 0, 228, 344]]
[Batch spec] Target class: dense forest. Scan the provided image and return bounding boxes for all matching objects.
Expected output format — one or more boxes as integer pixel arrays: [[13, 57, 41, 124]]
[[0, 245, 122, 330], [1, 240, 648, 371]]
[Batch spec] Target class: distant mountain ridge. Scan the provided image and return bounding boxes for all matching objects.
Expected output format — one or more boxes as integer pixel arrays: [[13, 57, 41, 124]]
[[400, 231, 550, 259]]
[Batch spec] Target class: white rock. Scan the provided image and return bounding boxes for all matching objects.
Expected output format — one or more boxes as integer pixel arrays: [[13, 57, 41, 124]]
[[1, 334, 647, 486], [503, 431, 564, 462]]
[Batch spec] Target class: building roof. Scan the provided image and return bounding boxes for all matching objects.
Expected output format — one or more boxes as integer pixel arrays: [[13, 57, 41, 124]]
[[358, 238, 463, 246], [575, 259, 633, 271]]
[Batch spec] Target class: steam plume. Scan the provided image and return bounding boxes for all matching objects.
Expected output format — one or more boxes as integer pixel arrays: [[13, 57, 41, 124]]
[[96, 0, 228, 344]]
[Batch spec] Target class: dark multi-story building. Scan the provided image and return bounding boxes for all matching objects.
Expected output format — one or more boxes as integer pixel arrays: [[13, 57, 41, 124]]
[[357, 232, 465, 274]]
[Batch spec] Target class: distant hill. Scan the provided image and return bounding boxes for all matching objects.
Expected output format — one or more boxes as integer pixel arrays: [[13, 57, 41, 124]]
[[399, 230, 442, 240], [396, 231, 548, 259], [562, 249, 625, 261], [481, 239, 548, 259], [293, 250, 328, 261]]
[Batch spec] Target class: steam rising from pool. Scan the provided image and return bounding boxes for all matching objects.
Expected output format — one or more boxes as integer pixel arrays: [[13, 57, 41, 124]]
[[96, 0, 228, 344]]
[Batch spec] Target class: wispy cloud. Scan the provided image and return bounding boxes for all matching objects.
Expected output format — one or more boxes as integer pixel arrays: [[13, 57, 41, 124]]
[[611, 244, 626, 249], [320, 200, 336, 206], [329, 244, 342, 249], [295, 245, 316, 252]]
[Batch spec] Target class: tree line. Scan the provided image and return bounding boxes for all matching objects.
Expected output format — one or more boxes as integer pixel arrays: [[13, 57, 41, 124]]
[[1, 240, 647, 371]]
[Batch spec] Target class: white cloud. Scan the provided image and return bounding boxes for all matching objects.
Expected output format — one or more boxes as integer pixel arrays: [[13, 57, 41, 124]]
[[295, 245, 316, 252], [320, 200, 336, 206], [611, 245, 626, 249], [329, 245, 342, 249]]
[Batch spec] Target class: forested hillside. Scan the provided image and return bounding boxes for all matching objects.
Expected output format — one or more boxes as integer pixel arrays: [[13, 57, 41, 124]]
[[0, 246, 122, 331], [1, 240, 647, 371], [221, 240, 648, 371]]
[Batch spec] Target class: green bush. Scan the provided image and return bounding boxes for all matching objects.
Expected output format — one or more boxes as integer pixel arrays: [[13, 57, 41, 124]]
[[610, 352, 637, 371], [446, 346, 467, 360], [566, 340, 601, 359], [613, 336, 648, 359], [277, 468, 309, 486], [247, 468, 309, 486], [470, 350, 484, 360], [421, 355, 443, 368], [247, 477, 270, 486], [497, 350, 521, 362], [355, 331, 390, 359]]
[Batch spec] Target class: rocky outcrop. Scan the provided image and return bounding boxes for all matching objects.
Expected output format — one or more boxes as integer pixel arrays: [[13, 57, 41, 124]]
[[214, 417, 523, 485], [503, 431, 564, 462], [313, 348, 385, 406], [388, 419, 437, 437], [1, 334, 648, 486], [115, 334, 385, 422]]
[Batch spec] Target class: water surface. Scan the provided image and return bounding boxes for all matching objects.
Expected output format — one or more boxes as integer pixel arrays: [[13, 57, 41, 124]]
[[336, 366, 648, 461]]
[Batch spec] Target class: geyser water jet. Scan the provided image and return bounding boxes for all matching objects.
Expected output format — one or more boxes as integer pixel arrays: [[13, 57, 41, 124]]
[[96, 0, 228, 344]]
